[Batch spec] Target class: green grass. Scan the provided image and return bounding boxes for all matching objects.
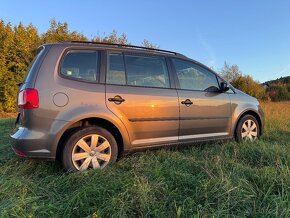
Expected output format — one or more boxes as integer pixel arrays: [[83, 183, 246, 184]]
[[0, 102, 290, 217]]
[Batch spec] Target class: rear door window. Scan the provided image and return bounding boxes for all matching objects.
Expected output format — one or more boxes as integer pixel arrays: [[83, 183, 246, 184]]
[[107, 53, 171, 88], [61, 50, 99, 82], [125, 54, 170, 88]]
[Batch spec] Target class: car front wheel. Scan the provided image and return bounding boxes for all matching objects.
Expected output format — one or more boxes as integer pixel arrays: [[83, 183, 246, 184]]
[[235, 115, 260, 142]]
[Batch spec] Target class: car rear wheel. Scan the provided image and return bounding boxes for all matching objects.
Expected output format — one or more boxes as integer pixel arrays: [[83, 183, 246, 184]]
[[235, 114, 260, 142], [62, 126, 118, 172]]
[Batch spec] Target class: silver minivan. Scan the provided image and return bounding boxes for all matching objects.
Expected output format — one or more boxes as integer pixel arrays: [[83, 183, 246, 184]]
[[11, 41, 264, 171]]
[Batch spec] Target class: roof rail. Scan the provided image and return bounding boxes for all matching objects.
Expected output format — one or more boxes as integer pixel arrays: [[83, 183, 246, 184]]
[[66, 40, 186, 57]]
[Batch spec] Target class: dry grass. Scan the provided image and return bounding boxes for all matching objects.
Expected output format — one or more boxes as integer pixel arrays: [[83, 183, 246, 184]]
[[261, 101, 290, 132], [0, 111, 17, 118]]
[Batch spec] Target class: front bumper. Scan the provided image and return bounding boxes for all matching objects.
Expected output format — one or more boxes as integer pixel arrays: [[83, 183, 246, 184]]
[[258, 105, 265, 135]]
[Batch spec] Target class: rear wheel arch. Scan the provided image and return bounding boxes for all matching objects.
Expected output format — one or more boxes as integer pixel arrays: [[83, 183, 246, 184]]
[[56, 117, 125, 161]]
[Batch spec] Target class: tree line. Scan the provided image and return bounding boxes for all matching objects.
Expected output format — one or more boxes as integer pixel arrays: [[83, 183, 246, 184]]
[[0, 19, 289, 112], [0, 19, 156, 112], [220, 63, 290, 101]]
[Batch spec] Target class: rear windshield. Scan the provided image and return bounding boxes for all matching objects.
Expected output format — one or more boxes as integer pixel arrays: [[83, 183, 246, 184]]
[[24, 46, 45, 83]]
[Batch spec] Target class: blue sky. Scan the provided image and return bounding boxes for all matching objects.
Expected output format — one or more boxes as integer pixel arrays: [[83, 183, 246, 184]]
[[1, 0, 290, 82]]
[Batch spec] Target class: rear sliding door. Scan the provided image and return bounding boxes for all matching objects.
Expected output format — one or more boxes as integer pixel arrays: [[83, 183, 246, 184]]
[[105, 52, 179, 147]]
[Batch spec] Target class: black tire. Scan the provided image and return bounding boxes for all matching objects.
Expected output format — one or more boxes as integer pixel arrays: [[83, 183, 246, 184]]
[[62, 126, 118, 172], [235, 114, 260, 142]]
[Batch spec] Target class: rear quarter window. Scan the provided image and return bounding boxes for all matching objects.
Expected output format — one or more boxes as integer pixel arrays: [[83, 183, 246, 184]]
[[24, 46, 45, 84], [60, 50, 99, 82]]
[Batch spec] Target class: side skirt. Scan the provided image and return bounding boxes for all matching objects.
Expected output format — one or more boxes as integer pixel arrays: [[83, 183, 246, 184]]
[[124, 136, 234, 154]]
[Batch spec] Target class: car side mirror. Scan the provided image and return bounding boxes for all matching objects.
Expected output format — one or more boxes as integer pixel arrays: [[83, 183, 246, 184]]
[[220, 82, 229, 92]]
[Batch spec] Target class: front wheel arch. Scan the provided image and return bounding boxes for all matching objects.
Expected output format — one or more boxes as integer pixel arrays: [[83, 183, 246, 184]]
[[234, 110, 262, 140]]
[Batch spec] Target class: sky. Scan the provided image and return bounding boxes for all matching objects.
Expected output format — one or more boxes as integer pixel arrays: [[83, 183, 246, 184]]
[[1, 0, 290, 82]]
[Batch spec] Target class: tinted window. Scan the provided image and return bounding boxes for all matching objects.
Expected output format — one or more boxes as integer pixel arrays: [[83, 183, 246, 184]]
[[107, 53, 126, 85], [61, 51, 99, 82], [125, 54, 170, 88], [173, 59, 219, 91]]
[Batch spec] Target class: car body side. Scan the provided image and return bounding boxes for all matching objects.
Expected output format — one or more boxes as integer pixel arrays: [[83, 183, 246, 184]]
[[10, 43, 264, 159]]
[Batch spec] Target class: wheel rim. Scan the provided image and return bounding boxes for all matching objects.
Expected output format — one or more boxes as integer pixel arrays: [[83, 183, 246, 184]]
[[72, 134, 111, 171], [241, 119, 258, 141]]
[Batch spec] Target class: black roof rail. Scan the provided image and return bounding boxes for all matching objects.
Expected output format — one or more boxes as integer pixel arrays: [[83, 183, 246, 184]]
[[65, 40, 187, 58]]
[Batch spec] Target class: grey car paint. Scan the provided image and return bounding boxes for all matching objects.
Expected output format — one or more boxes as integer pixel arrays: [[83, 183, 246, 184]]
[[10, 42, 264, 160]]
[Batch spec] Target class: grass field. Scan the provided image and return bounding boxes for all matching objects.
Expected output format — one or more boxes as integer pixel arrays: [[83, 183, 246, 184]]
[[0, 102, 289, 217]]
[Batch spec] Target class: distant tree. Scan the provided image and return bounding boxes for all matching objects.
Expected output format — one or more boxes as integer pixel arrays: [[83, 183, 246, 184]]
[[0, 22, 40, 111], [263, 76, 290, 101], [268, 85, 290, 101], [219, 62, 269, 101], [220, 62, 241, 82], [0, 21, 13, 111], [0, 19, 163, 112], [42, 19, 87, 43], [264, 76, 290, 86], [93, 32, 158, 48], [231, 75, 270, 101], [142, 39, 159, 49], [93, 30, 129, 45], [10, 23, 40, 76]]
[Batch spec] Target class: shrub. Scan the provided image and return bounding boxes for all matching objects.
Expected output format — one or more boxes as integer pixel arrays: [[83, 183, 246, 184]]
[[232, 75, 270, 101]]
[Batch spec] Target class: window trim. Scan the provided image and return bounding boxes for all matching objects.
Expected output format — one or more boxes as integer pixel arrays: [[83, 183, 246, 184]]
[[58, 48, 102, 84], [106, 51, 173, 90], [106, 51, 127, 85]]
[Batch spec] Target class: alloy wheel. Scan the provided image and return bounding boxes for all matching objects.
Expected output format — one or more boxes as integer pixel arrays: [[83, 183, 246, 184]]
[[72, 134, 111, 171], [241, 119, 258, 141]]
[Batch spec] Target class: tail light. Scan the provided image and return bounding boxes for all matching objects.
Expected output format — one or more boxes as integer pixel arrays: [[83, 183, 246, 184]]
[[14, 149, 27, 157], [18, 88, 39, 109]]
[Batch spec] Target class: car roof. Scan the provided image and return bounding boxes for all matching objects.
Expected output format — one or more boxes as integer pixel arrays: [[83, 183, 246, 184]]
[[47, 41, 188, 58], [44, 41, 218, 76]]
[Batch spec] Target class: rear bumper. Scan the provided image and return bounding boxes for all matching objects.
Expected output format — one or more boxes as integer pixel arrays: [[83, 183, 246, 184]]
[[10, 116, 70, 159], [10, 127, 53, 158]]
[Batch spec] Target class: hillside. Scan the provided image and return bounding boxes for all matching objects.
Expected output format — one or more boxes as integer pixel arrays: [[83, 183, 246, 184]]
[[262, 76, 290, 86], [261, 76, 290, 101]]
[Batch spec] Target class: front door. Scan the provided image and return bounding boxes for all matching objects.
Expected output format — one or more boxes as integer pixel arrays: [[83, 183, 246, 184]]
[[171, 58, 232, 142], [105, 52, 179, 147]]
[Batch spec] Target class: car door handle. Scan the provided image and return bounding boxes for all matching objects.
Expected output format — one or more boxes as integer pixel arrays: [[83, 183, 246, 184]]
[[181, 99, 193, 106], [108, 95, 125, 105]]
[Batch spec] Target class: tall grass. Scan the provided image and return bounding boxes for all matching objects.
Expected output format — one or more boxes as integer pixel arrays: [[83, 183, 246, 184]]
[[0, 102, 289, 217]]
